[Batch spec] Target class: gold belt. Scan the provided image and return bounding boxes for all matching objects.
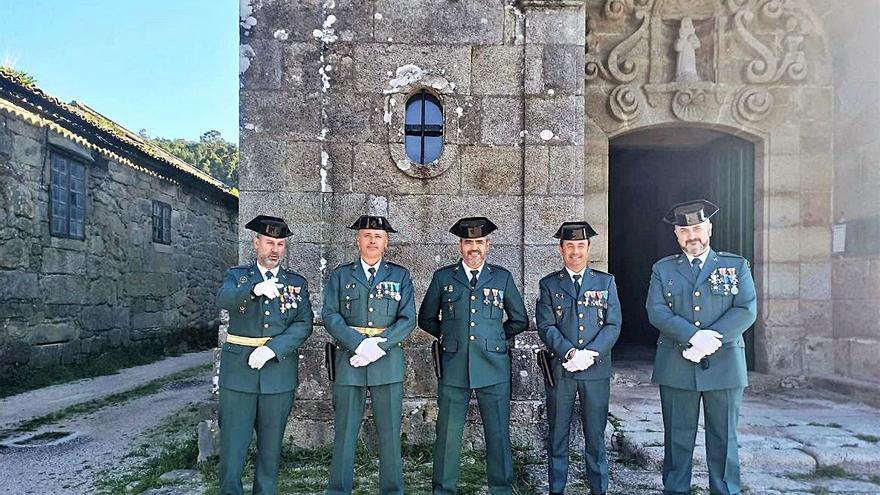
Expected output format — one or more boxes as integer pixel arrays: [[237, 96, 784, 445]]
[[226, 334, 271, 347], [352, 326, 385, 337]]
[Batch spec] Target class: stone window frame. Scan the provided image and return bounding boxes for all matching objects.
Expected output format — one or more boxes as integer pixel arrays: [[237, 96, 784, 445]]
[[48, 149, 87, 240], [151, 200, 172, 245], [386, 80, 457, 180], [404, 88, 444, 165]]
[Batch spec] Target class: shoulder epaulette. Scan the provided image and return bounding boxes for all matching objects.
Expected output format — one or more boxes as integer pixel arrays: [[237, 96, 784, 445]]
[[541, 269, 567, 282], [589, 268, 612, 277], [657, 254, 681, 263], [487, 263, 510, 274], [385, 261, 408, 271], [716, 251, 745, 259]]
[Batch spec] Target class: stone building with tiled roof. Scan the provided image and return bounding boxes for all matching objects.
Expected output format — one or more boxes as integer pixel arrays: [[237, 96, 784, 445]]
[[0, 68, 238, 372]]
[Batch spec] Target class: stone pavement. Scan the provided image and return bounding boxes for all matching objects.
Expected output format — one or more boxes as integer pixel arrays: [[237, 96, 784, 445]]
[[0, 350, 212, 429], [604, 361, 880, 494]]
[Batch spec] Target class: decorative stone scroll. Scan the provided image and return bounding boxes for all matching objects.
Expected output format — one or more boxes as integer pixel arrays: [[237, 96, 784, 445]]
[[586, 0, 820, 124]]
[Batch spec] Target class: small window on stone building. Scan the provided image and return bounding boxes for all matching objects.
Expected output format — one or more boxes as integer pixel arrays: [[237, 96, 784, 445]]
[[405, 89, 443, 164], [49, 151, 86, 240], [152, 200, 172, 245]]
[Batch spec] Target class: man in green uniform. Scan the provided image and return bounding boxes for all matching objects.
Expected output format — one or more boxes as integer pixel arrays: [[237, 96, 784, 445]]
[[215, 215, 314, 495], [419, 216, 529, 495], [645, 200, 757, 495], [536, 221, 621, 495], [323, 215, 416, 495]]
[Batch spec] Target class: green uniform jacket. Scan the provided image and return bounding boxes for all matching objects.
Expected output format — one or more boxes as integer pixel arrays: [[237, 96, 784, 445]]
[[646, 249, 757, 391], [322, 259, 416, 386], [419, 262, 529, 389], [216, 263, 314, 394], [536, 267, 622, 380]]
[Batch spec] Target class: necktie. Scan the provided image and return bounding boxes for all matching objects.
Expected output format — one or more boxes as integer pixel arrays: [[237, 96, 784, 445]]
[[470, 270, 479, 288], [264, 271, 273, 281], [573, 274, 582, 295], [368, 267, 376, 287], [691, 258, 701, 278]]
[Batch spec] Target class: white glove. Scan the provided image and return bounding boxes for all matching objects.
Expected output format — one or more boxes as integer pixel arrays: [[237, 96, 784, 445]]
[[688, 329, 723, 355], [682, 346, 705, 363], [253, 277, 283, 299], [563, 349, 600, 372], [349, 355, 370, 367], [248, 346, 276, 369], [354, 337, 387, 363]]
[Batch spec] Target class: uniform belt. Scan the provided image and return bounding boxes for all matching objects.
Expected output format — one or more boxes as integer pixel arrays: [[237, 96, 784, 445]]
[[226, 334, 271, 347], [352, 326, 385, 337]]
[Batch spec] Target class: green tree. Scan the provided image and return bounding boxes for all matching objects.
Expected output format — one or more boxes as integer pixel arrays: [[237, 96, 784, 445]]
[[148, 130, 239, 189]]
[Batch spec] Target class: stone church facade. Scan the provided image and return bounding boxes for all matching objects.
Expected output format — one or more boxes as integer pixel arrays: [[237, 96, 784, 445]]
[[239, 0, 880, 444]]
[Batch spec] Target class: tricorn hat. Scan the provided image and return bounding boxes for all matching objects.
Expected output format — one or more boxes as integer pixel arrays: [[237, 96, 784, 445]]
[[244, 215, 292, 238], [662, 199, 719, 226], [348, 215, 398, 232], [553, 221, 598, 241], [449, 217, 498, 239]]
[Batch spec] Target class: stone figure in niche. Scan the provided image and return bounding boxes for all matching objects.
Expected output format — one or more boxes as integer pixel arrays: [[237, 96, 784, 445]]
[[675, 17, 701, 82]]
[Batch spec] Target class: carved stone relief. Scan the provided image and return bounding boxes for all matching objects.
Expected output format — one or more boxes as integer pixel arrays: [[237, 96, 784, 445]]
[[586, 0, 820, 125]]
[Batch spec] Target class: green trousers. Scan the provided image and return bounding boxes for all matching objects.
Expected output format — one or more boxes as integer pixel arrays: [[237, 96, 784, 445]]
[[325, 382, 404, 495], [218, 388, 295, 495], [546, 376, 610, 494], [432, 381, 513, 495], [660, 385, 743, 495]]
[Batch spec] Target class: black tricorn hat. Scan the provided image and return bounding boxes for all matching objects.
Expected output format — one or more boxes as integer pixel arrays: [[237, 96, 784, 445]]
[[245, 215, 293, 238], [553, 221, 598, 241], [449, 217, 498, 239], [662, 199, 719, 226], [348, 215, 397, 232]]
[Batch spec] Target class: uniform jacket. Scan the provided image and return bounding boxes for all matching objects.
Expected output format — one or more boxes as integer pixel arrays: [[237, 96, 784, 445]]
[[646, 249, 757, 391], [322, 259, 416, 386], [216, 263, 314, 394], [536, 267, 622, 380], [418, 261, 529, 389]]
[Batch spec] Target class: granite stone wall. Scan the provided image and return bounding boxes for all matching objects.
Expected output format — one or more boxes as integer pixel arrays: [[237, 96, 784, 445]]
[[0, 110, 238, 373]]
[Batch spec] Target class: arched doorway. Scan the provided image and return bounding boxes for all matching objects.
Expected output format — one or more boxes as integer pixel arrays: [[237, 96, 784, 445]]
[[607, 127, 756, 368]]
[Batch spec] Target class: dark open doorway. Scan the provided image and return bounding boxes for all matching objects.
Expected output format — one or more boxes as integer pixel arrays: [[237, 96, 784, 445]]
[[608, 127, 756, 368]]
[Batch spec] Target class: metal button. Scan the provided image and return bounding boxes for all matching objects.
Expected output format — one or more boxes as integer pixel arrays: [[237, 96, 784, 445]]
[[577, 301, 583, 305], [471, 295, 476, 300], [695, 321, 701, 327], [442, 346, 446, 351], [471, 308, 476, 313], [694, 291, 701, 297], [265, 311, 270, 316], [667, 292, 672, 297], [579, 325, 584, 331], [265, 300, 269, 305], [263, 324, 269, 328], [496, 346, 500, 351], [470, 335, 475, 341], [578, 313, 584, 318], [345, 296, 351, 300], [578, 339, 584, 344], [599, 320, 604, 325], [470, 321, 475, 327], [694, 306, 701, 311], [367, 321, 373, 326], [369, 307, 374, 312], [369, 294, 374, 299]]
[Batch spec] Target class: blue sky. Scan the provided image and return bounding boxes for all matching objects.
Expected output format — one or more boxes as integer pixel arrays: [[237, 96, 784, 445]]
[[1, 0, 238, 143]]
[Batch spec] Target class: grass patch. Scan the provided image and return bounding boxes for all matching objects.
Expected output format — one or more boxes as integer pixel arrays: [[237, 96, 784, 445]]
[[787, 464, 852, 480], [0, 327, 215, 399], [856, 434, 880, 443], [199, 440, 539, 495], [0, 365, 210, 441]]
